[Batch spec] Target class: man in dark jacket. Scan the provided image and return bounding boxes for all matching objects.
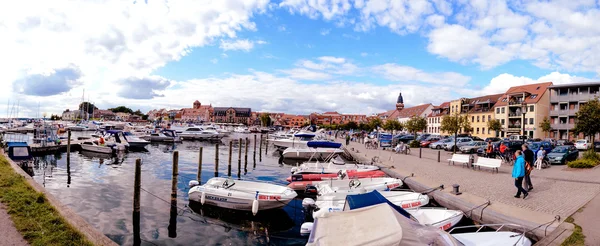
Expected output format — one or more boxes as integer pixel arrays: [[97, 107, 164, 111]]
[[522, 144, 534, 191]]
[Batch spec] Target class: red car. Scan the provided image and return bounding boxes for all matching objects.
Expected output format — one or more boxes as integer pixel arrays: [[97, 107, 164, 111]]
[[420, 137, 440, 147]]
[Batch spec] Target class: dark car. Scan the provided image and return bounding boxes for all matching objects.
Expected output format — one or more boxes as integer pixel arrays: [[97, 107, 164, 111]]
[[595, 142, 600, 151], [397, 135, 415, 143], [484, 137, 501, 142], [471, 136, 484, 141], [528, 141, 554, 159], [547, 146, 579, 165], [416, 134, 431, 142]]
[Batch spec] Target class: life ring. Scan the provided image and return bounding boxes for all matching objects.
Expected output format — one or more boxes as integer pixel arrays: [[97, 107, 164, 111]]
[[99, 137, 105, 145]]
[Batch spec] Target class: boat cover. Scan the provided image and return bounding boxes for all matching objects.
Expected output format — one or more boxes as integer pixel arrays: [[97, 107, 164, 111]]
[[307, 141, 342, 148], [307, 203, 461, 246], [343, 190, 412, 219], [105, 130, 122, 134], [6, 142, 32, 161], [294, 133, 315, 138]]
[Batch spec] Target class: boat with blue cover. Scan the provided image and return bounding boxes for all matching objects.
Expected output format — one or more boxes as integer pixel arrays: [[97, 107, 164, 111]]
[[282, 140, 344, 160]]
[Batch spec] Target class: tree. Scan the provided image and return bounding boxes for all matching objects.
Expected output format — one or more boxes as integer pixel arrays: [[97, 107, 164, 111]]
[[368, 118, 383, 131], [405, 116, 427, 137], [141, 115, 149, 121], [440, 114, 470, 153], [109, 106, 134, 114], [539, 117, 552, 138], [358, 123, 369, 131], [259, 113, 271, 127], [133, 109, 144, 116], [49, 114, 62, 120], [573, 98, 600, 142], [78, 102, 98, 114], [382, 119, 403, 133], [487, 119, 503, 137], [345, 121, 359, 130]]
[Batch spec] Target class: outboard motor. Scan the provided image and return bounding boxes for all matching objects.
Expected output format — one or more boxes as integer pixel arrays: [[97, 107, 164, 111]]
[[290, 167, 299, 174], [304, 185, 318, 195], [300, 222, 314, 236], [302, 198, 318, 222], [188, 180, 200, 188]]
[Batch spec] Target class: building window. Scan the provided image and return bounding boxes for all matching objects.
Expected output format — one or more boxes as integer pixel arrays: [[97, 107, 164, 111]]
[[482, 116, 485, 122], [488, 128, 491, 134], [496, 108, 500, 114], [501, 107, 505, 113], [524, 119, 528, 125], [488, 115, 491, 121], [472, 116, 474, 122], [476, 128, 480, 134], [482, 127, 485, 134], [477, 116, 480, 122], [529, 118, 534, 125], [501, 119, 505, 124], [529, 105, 534, 112]]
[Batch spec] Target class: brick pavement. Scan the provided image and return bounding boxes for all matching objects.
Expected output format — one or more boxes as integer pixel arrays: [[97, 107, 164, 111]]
[[0, 203, 28, 246], [343, 139, 600, 219]]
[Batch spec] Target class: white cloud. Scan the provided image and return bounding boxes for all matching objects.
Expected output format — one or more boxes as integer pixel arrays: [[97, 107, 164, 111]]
[[372, 63, 471, 86], [478, 72, 596, 96], [221, 53, 228, 58], [278, 25, 286, 31], [320, 28, 331, 35], [360, 52, 368, 57], [278, 68, 332, 81], [219, 39, 265, 52], [342, 33, 360, 40], [210, 58, 218, 64], [318, 56, 345, 64]]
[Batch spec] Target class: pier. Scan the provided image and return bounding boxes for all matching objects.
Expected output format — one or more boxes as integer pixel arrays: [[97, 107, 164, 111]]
[[342, 138, 600, 243]]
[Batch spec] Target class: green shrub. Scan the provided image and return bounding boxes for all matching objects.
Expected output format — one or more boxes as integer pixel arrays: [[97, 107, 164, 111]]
[[567, 159, 599, 168], [582, 149, 600, 162], [409, 140, 421, 148]]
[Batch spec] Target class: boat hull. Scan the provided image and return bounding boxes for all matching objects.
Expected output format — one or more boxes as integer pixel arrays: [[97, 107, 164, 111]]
[[291, 163, 380, 174], [313, 191, 429, 218], [80, 144, 113, 154], [452, 231, 532, 246], [286, 170, 387, 182], [407, 208, 464, 231], [287, 171, 388, 191], [282, 148, 344, 160]]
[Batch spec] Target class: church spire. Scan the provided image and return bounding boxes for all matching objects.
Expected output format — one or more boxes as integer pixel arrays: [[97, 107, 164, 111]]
[[396, 92, 404, 110]]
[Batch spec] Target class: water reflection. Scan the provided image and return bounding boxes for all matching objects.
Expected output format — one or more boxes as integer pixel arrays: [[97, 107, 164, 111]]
[[29, 132, 308, 245]]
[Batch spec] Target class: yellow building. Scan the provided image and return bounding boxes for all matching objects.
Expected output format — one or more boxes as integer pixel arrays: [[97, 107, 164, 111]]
[[460, 94, 504, 139]]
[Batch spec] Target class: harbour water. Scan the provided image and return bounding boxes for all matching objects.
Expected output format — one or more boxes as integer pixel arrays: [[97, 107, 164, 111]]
[[29, 132, 309, 245]]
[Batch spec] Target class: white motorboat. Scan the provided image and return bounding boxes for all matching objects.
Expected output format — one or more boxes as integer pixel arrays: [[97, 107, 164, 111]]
[[450, 225, 532, 246], [188, 177, 297, 215], [205, 125, 231, 136], [305, 203, 462, 246], [80, 141, 113, 154], [291, 157, 380, 174], [140, 129, 182, 142], [407, 207, 464, 231], [122, 131, 150, 148], [282, 147, 345, 160], [233, 126, 251, 133], [315, 177, 403, 197], [269, 132, 317, 149], [179, 127, 223, 140]]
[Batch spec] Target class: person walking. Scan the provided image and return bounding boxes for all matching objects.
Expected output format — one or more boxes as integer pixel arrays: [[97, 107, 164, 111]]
[[522, 144, 534, 191], [486, 140, 494, 158], [535, 146, 546, 170], [512, 150, 529, 199], [345, 134, 350, 146]]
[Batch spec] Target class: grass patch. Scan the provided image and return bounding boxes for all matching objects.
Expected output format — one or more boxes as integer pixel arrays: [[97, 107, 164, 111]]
[[0, 155, 92, 246], [561, 216, 585, 246]]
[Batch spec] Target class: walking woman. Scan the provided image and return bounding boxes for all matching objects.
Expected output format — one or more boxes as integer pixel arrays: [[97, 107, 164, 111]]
[[512, 150, 529, 199]]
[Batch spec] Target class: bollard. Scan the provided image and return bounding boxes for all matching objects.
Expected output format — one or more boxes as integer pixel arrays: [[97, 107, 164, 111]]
[[228, 141, 232, 176], [133, 158, 141, 246], [451, 184, 462, 195], [169, 152, 178, 238], [437, 150, 440, 163], [253, 135, 257, 167], [214, 144, 219, 177], [197, 147, 203, 182], [419, 146, 422, 158]]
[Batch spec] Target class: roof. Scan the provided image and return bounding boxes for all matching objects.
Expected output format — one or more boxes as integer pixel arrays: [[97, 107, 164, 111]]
[[547, 82, 600, 89], [391, 104, 433, 119], [495, 82, 553, 106], [377, 109, 397, 117], [466, 93, 503, 113], [213, 107, 251, 112]]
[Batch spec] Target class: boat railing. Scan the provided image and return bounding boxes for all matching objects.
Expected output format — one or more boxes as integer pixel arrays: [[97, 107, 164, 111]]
[[448, 223, 526, 234]]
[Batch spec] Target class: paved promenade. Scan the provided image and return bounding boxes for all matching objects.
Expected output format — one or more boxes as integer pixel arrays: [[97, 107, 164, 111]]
[[343, 139, 600, 223], [0, 204, 28, 246]]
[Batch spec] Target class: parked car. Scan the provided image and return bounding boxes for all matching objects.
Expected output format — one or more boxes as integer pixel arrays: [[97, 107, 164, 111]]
[[471, 136, 484, 141], [484, 137, 501, 143], [420, 137, 440, 147], [544, 138, 557, 146], [575, 139, 592, 150], [397, 135, 416, 144], [444, 137, 473, 151], [430, 138, 451, 149], [547, 146, 579, 165], [416, 134, 431, 142], [556, 139, 574, 146], [459, 141, 487, 154], [595, 141, 600, 151], [528, 141, 554, 159]]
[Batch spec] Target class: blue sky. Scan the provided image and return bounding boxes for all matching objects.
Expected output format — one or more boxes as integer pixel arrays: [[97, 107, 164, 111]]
[[2, 0, 600, 117]]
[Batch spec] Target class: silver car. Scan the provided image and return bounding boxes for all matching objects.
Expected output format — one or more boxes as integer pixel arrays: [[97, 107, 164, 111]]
[[459, 141, 486, 154], [444, 137, 473, 151], [430, 138, 451, 149]]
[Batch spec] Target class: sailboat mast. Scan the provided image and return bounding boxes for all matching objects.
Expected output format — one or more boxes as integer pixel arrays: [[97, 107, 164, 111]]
[[6, 99, 9, 119]]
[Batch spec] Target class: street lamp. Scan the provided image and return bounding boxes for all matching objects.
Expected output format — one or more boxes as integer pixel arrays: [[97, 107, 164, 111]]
[[521, 102, 527, 140]]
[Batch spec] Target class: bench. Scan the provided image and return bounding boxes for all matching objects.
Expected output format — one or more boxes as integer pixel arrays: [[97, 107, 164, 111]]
[[473, 157, 502, 173], [447, 154, 470, 167]]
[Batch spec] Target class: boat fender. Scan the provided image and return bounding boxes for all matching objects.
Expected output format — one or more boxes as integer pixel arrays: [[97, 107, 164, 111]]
[[300, 222, 314, 236], [290, 167, 298, 174], [200, 191, 206, 205], [359, 188, 367, 194], [189, 180, 199, 188], [252, 191, 259, 216], [302, 198, 315, 208]]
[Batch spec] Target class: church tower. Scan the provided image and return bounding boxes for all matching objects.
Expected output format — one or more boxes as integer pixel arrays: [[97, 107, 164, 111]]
[[193, 100, 201, 109], [395, 92, 404, 110]]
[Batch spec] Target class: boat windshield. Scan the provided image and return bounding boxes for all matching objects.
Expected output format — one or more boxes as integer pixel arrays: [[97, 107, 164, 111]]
[[222, 178, 235, 189]]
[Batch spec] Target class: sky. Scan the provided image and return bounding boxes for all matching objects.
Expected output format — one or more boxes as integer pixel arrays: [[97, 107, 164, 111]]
[[2, 0, 600, 118]]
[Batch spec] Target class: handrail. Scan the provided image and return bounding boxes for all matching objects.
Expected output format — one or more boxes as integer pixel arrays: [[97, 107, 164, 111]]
[[448, 223, 525, 234]]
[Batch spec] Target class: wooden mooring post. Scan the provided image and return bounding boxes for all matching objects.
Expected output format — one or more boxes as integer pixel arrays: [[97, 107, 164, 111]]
[[259, 134, 263, 162], [244, 138, 249, 173], [197, 147, 203, 183], [253, 135, 257, 168], [265, 137, 269, 155], [168, 151, 178, 238], [66, 129, 71, 160], [214, 144, 219, 177], [228, 141, 233, 176], [237, 138, 242, 178], [133, 158, 141, 246]]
